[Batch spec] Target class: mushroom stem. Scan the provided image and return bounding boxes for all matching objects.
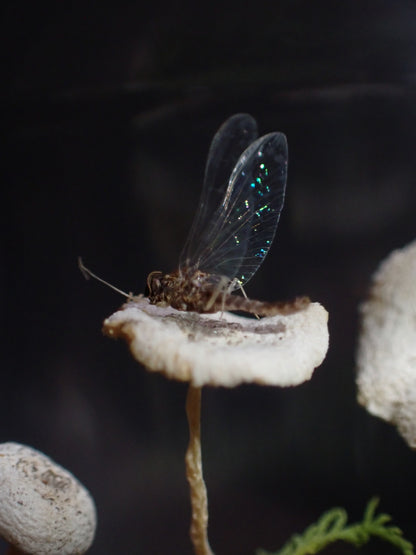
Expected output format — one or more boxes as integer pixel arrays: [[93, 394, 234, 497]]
[[185, 385, 214, 555]]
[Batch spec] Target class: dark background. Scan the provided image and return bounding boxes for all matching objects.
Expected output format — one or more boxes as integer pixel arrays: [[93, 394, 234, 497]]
[[2, 1, 416, 553]]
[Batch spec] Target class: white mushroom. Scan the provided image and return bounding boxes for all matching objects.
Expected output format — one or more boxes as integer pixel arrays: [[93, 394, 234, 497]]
[[356, 239, 416, 448], [103, 296, 329, 555], [103, 296, 329, 388], [0, 442, 96, 554]]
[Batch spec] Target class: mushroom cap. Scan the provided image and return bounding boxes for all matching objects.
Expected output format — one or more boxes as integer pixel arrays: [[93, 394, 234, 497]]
[[0, 442, 96, 554], [356, 239, 416, 448], [103, 296, 329, 388]]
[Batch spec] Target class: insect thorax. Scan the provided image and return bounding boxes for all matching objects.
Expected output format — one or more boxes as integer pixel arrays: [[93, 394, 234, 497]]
[[147, 268, 229, 313]]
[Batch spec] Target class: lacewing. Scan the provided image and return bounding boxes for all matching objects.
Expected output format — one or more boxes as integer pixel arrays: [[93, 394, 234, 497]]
[[147, 114, 309, 316]]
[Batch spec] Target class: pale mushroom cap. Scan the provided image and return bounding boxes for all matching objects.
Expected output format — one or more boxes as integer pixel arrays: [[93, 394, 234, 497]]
[[0, 442, 96, 554], [103, 296, 329, 388], [356, 239, 416, 448]]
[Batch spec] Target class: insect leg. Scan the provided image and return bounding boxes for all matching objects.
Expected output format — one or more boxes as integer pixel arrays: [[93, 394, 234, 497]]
[[234, 279, 260, 319], [204, 276, 229, 312]]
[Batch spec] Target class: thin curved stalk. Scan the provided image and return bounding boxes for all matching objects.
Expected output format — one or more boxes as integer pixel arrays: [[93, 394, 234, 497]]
[[185, 385, 214, 555]]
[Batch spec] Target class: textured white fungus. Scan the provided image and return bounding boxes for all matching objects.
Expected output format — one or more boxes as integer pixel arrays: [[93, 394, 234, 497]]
[[0, 442, 96, 554], [103, 296, 329, 388], [356, 239, 416, 448]]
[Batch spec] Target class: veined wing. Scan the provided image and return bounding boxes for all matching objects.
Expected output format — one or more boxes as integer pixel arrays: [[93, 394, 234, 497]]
[[183, 131, 288, 287], [179, 114, 258, 270]]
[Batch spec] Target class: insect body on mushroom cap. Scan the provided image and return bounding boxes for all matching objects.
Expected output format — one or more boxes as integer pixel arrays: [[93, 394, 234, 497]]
[[147, 114, 309, 317]]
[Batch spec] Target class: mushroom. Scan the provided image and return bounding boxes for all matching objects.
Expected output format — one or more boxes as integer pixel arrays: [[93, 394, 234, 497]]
[[103, 295, 329, 554], [356, 239, 416, 448], [0, 442, 96, 554]]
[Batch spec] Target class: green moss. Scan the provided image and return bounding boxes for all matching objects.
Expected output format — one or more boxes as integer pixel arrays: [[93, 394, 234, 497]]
[[257, 498, 413, 555]]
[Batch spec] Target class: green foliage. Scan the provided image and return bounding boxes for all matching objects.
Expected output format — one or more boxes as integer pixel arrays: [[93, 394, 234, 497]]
[[257, 498, 413, 555]]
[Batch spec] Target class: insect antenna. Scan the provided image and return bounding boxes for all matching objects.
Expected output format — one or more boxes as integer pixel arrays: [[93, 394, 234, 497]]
[[78, 257, 132, 299]]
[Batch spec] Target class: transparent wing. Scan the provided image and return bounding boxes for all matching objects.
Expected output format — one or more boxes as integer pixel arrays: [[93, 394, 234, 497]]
[[182, 131, 288, 287], [179, 114, 258, 269]]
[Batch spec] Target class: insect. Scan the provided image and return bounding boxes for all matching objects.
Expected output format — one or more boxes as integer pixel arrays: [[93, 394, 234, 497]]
[[147, 114, 309, 316]]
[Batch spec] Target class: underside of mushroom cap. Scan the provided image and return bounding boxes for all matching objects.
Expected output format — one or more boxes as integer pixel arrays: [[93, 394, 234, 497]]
[[103, 296, 329, 388]]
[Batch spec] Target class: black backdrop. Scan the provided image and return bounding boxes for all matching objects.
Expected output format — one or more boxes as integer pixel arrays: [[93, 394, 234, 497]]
[[2, 2, 416, 554]]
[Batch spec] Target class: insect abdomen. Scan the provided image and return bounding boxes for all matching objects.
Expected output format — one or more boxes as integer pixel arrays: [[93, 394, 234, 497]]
[[222, 295, 310, 316]]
